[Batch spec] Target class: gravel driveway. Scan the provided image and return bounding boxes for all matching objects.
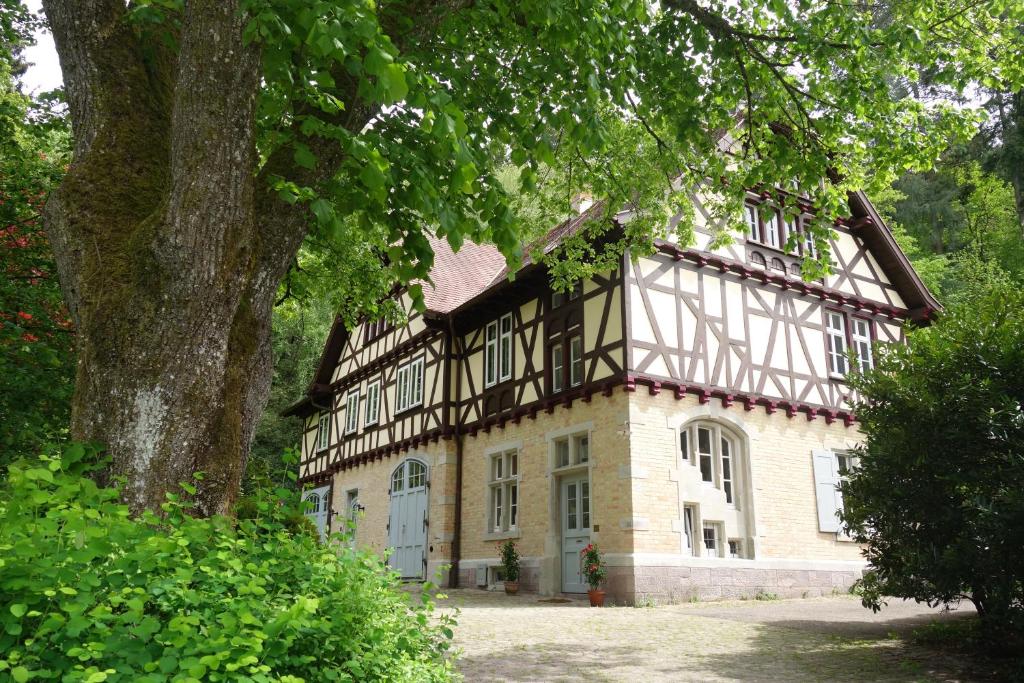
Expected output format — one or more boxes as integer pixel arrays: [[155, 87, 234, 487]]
[[437, 590, 979, 682]]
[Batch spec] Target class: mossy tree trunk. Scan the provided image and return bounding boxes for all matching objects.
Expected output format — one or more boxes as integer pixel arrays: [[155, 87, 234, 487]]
[[40, 0, 355, 514]]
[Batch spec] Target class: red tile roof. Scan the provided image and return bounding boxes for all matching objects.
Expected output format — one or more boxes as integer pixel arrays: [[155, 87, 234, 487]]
[[419, 234, 509, 314], [421, 202, 609, 313]]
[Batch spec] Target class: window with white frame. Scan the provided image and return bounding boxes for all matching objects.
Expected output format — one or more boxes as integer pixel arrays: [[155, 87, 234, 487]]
[[812, 449, 858, 534], [763, 210, 782, 249], [551, 344, 564, 393], [485, 313, 514, 387], [317, 412, 330, 452], [697, 425, 714, 482], [395, 356, 424, 413], [569, 335, 583, 387], [703, 521, 723, 558], [554, 432, 590, 469], [499, 314, 513, 382], [344, 389, 359, 434], [683, 504, 698, 557], [364, 379, 381, 426], [851, 317, 873, 372], [745, 204, 762, 244], [826, 310, 849, 376], [489, 449, 519, 533], [681, 421, 741, 507]]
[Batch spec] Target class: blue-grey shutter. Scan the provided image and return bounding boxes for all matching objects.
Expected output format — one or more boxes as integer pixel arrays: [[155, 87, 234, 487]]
[[812, 449, 841, 533]]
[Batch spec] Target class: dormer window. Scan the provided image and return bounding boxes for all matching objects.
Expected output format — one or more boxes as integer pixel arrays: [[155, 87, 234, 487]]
[[364, 318, 389, 344]]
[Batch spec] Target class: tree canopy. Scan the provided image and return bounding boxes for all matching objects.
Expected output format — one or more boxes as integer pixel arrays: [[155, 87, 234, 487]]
[[31, 0, 1024, 510]]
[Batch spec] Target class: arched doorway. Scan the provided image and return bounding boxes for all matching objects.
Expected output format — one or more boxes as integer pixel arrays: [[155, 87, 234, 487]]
[[302, 485, 330, 540], [387, 459, 428, 579]]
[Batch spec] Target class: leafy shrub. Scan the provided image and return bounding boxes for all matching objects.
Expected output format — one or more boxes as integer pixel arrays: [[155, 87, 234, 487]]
[[0, 444, 455, 682], [497, 540, 519, 583], [844, 283, 1024, 650]]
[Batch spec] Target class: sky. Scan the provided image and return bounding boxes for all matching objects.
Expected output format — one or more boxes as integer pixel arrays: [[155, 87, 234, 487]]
[[21, 0, 63, 95]]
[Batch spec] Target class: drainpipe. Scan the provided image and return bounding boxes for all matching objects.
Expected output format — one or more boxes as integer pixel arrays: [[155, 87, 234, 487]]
[[447, 316, 464, 589]]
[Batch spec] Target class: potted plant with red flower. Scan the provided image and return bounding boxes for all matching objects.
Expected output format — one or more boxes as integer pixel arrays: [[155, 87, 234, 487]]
[[499, 539, 520, 594], [580, 543, 607, 606]]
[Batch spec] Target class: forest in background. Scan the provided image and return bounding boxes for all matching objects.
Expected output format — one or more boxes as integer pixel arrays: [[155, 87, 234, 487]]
[[2, 10, 1022, 481]]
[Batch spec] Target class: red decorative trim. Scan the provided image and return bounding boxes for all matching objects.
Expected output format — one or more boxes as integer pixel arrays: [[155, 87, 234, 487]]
[[806, 407, 818, 421], [763, 400, 777, 415], [698, 390, 711, 405], [624, 375, 637, 392], [721, 394, 734, 408], [649, 381, 662, 396]]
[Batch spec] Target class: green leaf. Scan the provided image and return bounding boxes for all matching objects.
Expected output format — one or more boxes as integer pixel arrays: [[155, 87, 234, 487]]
[[379, 63, 409, 102], [293, 143, 317, 170], [10, 604, 26, 617]]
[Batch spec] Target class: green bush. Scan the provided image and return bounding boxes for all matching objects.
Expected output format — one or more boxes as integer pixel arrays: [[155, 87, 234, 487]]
[[844, 283, 1024, 650], [0, 444, 456, 682]]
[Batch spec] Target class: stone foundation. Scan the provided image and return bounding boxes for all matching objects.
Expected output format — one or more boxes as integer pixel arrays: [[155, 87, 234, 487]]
[[606, 562, 862, 605], [456, 555, 862, 605]]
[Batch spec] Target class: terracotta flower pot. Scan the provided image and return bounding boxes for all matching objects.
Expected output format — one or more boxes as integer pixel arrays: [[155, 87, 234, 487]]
[[504, 580, 519, 595], [588, 588, 606, 607]]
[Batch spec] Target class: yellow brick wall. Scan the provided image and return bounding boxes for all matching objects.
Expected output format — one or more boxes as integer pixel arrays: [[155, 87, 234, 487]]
[[459, 391, 633, 563], [627, 391, 863, 561], [327, 441, 458, 575]]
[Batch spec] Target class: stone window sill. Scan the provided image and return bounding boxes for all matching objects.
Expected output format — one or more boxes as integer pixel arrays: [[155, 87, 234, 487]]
[[483, 530, 521, 542]]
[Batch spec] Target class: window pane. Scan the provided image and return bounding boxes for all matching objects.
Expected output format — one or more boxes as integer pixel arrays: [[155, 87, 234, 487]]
[[392, 467, 404, 492], [697, 427, 711, 454], [581, 481, 590, 529], [700, 454, 714, 482], [703, 524, 717, 552], [556, 439, 569, 468], [683, 507, 695, 555], [746, 204, 761, 243], [729, 540, 741, 559], [569, 336, 583, 386], [493, 486, 502, 531], [509, 483, 518, 528], [575, 435, 589, 463], [552, 346, 564, 393], [680, 429, 689, 460], [721, 437, 733, 504], [509, 451, 518, 477], [567, 483, 577, 529], [765, 211, 781, 248], [500, 336, 511, 380]]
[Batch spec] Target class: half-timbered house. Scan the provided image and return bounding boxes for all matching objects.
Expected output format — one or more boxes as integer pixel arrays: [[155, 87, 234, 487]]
[[285, 187, 938, 604]]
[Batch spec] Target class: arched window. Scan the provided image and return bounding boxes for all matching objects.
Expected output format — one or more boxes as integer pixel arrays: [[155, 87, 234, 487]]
[[750, 251, 766, 268], [305, 491, 320, 513], [391, 459, 427, 494], [789, 262, 802, 277], [407, 460, 427, 489], [679, 421, 741, 507], [770, 257, 786, 272]]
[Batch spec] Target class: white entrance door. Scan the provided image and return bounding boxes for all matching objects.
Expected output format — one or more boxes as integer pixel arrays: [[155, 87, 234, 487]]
[[561, 473, 591, 593], [387, 460, 428, 579], [302, 485, 330, 540]]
